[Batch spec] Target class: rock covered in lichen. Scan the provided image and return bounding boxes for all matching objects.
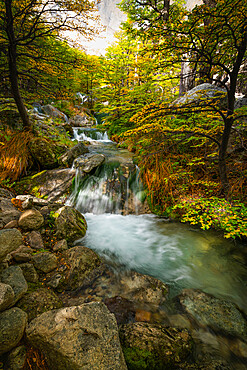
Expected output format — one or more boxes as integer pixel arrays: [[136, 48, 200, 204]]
[[119, 322, 193, 369], [55, 206, 87, 243], [26, 302, 127, 369]]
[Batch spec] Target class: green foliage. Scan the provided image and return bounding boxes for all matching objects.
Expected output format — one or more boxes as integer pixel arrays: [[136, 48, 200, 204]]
[[173, 197, 247, 239], [123, 347, 157, 370]]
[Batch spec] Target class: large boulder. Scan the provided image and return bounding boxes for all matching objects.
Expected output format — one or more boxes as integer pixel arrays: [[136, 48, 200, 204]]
[[58, 142, 89, 168], [55, 206, 87, 243], [173, 83, 227, 107], [119, 322, 193, 369], [18, 209, 44, 231], [26, 302, 127, 369], [41, 104, 68, 122], [0, 307, 27, 356], [68, 113, 95, 127], [0, 266, 28, 305], [17, 287, 63, 322], [29, 137, 58, 169], [0, 283, 15, 312], [0, 229, 23, 262], [178, 289, 247, 340], [15, 169, 76, 202], [73, 153, 105, 173], [54, 245, 102, 291]]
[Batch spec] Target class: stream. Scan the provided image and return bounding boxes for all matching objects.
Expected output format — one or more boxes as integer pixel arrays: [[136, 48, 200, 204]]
[[67, 126, 247, 368]]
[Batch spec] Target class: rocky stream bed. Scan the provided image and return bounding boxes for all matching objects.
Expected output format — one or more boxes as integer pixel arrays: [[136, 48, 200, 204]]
[[0, 106, 247, 369]]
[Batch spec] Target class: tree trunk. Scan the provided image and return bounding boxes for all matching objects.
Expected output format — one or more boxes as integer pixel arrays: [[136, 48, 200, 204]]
[[218, 32, 247, 196], [5, 0, 31, 131], [218, 116, 233, 196]]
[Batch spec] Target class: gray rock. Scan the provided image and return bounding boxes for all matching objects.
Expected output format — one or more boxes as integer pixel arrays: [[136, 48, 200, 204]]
[[53, 239, 68, 252], [120, 271, 168, 306], [73, 153, 105, 173], [178, 289, 247, 339], [0, 188, 14, 199], [19, 263, 39, 283], [0, 283, 15, 311], [173, 83, 227, 107], [26, 302, 127, 369], [16, 194, 49, 207], [18, 209, 44, 231], [119, 322, 193, 369], [4, 345, 27, 370], [42, 104, 68, 122], [17, 287, 63, 322], [11, 245, 33, 262], [0, 197, 21, 229], [0, 266, 28, 305], [16, 169, 76, 202], [59, 142, 89, 167], [235, 96, 247, 109], [57, 245, 102, 291], [26, 230, 44, 249], [32, 252, 57, 273], [0, 229, 23, 263], [0, 307, 27, 356], [68, 114, 95, 127], [55, 206, 87, 244]]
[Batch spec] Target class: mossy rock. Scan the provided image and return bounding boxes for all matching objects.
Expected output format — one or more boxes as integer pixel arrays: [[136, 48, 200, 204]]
[[29, 137, 58, 169], [16, 287, 63, 322], [120, 323, 193, 369], [13, 168, 76, 202], [55, 206, 87, 244]]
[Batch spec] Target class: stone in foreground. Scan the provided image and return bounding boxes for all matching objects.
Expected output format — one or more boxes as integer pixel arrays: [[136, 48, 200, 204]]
[[0, 266, 28, 305], [26, 302, 127, 369], [0, 228, 23, 262], [0, 307, 27, 355]]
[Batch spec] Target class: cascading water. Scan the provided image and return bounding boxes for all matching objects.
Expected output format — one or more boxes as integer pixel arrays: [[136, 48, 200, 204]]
[[67, 125, 247, 367], [73, 127, 111, 143], [68, 126, 247, 309]]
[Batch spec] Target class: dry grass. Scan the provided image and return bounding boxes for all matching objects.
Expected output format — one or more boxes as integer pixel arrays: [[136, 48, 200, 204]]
[[0, 129, 33, 182]]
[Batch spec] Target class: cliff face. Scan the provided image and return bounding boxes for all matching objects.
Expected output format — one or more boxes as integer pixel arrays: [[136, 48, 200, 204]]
[[97, 0, 202, 33], [97, 0, 127, 33], [89, 0, 202, 54]]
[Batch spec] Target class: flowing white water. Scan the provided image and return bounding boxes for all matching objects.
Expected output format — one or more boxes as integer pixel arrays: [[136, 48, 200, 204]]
[[69, 127, 247, 312], [81, 213, 247, 310], [73, 127, 111, 143]]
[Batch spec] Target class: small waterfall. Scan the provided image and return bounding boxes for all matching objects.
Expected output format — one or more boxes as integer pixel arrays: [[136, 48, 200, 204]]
[[73, 127, 111, 143], [68, 162, 144, 215]]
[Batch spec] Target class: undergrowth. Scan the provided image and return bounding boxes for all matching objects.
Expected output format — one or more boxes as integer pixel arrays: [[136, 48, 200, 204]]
[[0, 129, 33, 182]]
